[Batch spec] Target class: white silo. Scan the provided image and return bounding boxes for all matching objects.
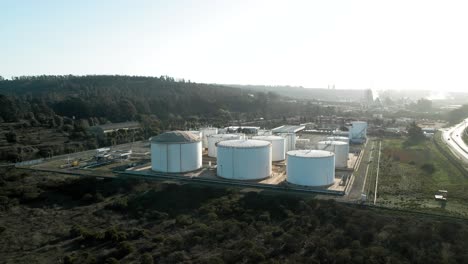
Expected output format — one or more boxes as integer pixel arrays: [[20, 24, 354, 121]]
[[326, 136, 349, 143], [349, 121, 367, 143], [207, 134, 242, 157], [252, 135, 286, 161], [217, 140, 272, 180], [286, 150, 335, 187], [151, 131, 202, 173], [278, 133, 296, 152], [200, 127, 218, 148], [317, 140, 349, 168]]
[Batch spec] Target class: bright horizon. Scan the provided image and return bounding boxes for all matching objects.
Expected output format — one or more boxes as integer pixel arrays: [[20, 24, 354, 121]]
[[2, 0, 468, 92]]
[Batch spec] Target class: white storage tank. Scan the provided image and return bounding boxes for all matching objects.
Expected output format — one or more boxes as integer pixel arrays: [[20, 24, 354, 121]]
[[317, 140, 349, 168], [217, 140, 272, 180], [286, 150, 335, 187], [349, 121, 367, 143], [252, 135, 286, 161], [151, 131, 202, 173], [200, 127, 218, 148], [207, 134, 242, 157], [326, 136, 349, 143], [278, 133, 296, 152]]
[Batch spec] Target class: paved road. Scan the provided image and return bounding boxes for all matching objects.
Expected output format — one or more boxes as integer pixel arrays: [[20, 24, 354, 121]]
[[346, 139, 374, 201], [441, 119, 468, 163]]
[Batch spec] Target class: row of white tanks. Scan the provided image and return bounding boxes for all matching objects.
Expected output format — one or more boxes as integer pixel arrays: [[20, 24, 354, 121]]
[[150, 130, 352, 187]]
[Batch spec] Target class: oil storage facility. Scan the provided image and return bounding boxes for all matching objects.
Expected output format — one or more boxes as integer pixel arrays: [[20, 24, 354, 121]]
[[207, 134, 243, 157], [286, 150, 335, 187], [151, 131, 202, 173], [252, 135, 286, 161], [317, 140, 349, 168], [217, 140, 272, 180]]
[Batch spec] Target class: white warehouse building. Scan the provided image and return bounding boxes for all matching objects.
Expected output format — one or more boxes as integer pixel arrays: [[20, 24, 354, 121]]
[[151, 131, 202, 173], [208, 134, 243, 157], [252, 135, 286, 161], [317, 140, 349, 168], [217, 140, 272, 180], [286, 150, 335, 187]]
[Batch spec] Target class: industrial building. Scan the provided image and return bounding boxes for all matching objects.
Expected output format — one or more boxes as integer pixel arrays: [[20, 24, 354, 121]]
[[151, 131, 202, 173], [217, 139, 272, 180], [349, 121, 368, 144], [272, 125, 305, 152]]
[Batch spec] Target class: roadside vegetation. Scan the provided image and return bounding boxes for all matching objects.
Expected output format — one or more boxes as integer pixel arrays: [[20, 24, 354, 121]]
[[377, 133, 468, 217], [2, 168, 468, 263]]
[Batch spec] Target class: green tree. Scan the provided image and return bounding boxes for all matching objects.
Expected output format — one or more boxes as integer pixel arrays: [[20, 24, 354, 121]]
[[406, 122, 425, 144]]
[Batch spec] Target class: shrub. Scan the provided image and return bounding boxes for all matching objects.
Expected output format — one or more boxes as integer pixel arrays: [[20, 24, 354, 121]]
[[63, 255, 76, 264], [117, 242, 135, 258], [105, 227, 128, 242], [105, 257, 119, 264], [106, 197, 128, 211], [421, 163, 436, 174], [140, 253, 154, 264]]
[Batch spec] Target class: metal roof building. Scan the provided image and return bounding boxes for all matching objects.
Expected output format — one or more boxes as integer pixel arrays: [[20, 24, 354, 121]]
[[272, 125, 305, 134]]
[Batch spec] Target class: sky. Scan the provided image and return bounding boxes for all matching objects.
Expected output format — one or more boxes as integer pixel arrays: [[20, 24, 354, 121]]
[[1, 0, 468, 92]]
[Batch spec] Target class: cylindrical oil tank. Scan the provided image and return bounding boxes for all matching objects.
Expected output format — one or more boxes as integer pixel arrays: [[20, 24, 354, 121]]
[[326, 136, 349, 143], [252, 135, 286, 161], [200, 127, 218, 148], [317, 140, 349, 168], [286, 150, 335, 187], [217, 140, 272, 180], [350, 121, 367, 142], [278, 133, 296, 152], [207, 134, 242, 157], [151, 131, 202, 173]]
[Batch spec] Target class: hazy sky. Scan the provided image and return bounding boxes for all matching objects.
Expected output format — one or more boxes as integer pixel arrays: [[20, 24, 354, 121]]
[[1, 0, 468, 91]]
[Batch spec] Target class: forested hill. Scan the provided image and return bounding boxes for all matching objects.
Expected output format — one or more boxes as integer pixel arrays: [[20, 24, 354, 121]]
[[0, 75, 336, 125], [224, 84, 369, 102]]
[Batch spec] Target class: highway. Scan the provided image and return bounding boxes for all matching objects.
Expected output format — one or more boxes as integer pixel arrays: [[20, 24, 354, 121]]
[[441, 118, 468, 163]]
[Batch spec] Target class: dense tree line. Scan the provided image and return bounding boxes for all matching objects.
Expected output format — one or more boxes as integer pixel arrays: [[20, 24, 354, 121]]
[[1, 170, 468, 263], [0, 75, 336, 126]]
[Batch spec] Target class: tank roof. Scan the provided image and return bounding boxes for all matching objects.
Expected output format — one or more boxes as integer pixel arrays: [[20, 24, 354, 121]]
[[218, 139, 271, 148], [317, 140, 348, 145], [287, 150, 334, 158], [252, 135, 284, 140], [151, 131, 200, 143], [209, 134, 240, 138]]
